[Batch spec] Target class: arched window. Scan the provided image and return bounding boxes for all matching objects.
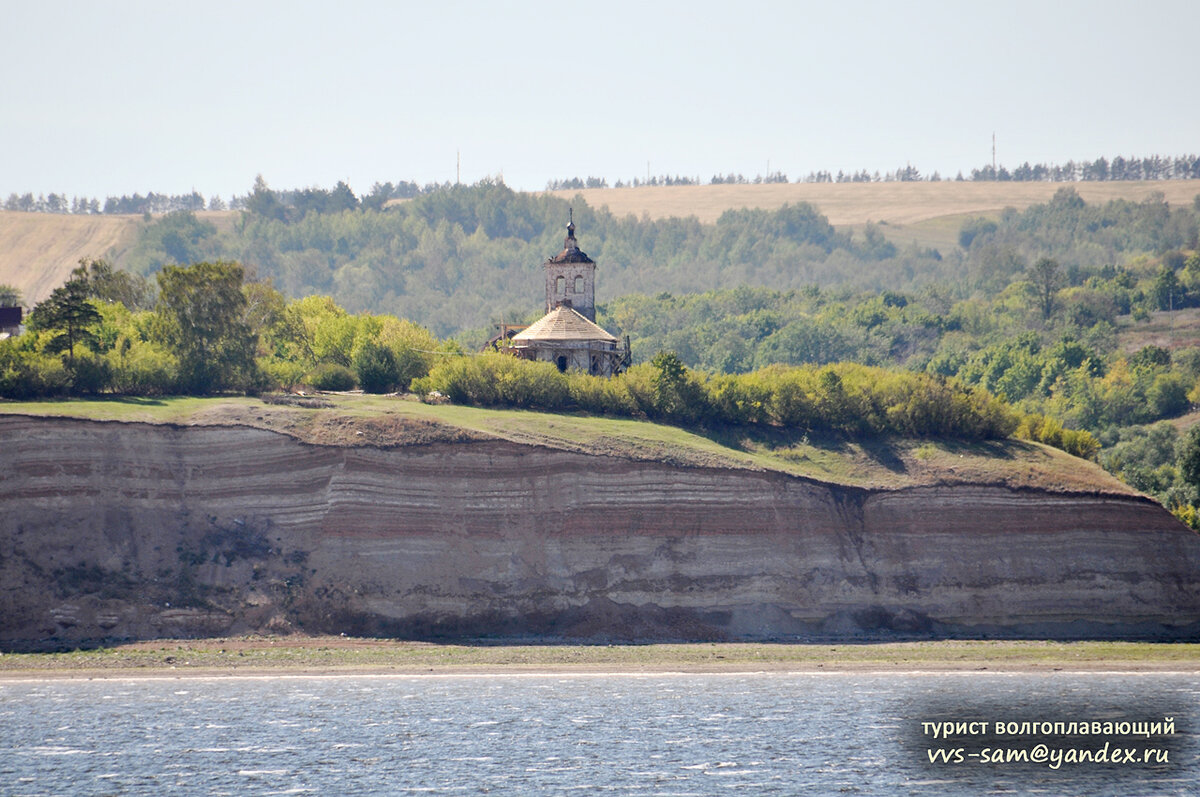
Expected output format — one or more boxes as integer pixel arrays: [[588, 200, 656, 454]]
[[574, 275, 584, 293], [555, 275, 565, 294]]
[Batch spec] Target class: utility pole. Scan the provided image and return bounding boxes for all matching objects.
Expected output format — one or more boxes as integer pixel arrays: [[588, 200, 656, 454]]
[[1170, 285, 1175, 351], [457, 150, 461, 185], [992, 132, 997, 175]]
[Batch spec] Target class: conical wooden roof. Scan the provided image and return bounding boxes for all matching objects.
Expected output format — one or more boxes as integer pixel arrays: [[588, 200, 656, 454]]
[[512, 305, 617, 343]]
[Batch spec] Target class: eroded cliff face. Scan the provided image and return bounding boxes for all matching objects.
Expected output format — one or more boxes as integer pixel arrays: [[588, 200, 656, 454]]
[[2, 414, 1198, 648]]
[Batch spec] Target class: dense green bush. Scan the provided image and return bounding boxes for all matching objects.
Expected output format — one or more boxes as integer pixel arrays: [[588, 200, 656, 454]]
[[307, 363, 357, 391], [413, 352, 1017, 441], [353, 341, 400, 393], [106, 341, 177, 395], [1017, 413, 1100, 460], [413, 353, 569, 409], [69, 353, 111, 395], [0, 342, 70, 398]]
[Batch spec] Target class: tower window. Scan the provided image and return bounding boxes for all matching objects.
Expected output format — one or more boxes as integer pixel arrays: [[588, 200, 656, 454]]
[[575, 275, 584, 293], [556, 275, 565, 294]]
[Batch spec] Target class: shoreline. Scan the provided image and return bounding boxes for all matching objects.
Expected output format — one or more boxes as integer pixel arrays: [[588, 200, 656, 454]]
[[2, 638, 1198, 680]]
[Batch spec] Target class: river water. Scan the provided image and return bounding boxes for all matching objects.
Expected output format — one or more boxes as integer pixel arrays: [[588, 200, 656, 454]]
[[1, 672, 1196, 795]]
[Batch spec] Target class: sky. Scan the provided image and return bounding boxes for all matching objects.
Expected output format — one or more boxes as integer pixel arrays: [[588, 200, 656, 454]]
[[3, 0, 1198, 201]]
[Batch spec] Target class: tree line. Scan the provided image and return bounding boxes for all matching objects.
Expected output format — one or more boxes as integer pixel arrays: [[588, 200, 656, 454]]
[[112, 181, 1200, 341], [541, 153, 1200, 191], [4, 190, 214, 216], [0, 175, 450, 218], [116, 180, 952, 335], [413, 352, 1022, 443], [7, 152, 1198, 220], [0, 258, 447, 399], [0, 258, 1068, 454]]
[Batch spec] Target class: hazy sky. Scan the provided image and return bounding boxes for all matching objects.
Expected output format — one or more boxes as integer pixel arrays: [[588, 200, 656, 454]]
[[4, 0, 1197, 200]]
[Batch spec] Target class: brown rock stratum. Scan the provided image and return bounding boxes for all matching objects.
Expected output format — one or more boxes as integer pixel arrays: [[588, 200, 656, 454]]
[[2, 414, 1199, 649]]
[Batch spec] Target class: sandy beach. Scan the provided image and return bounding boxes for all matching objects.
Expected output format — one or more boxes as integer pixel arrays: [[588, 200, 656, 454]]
[[2, 637, 1198, 679]]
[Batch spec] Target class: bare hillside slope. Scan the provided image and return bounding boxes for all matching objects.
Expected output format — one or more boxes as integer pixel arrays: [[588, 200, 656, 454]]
[[547, 180, 1200, 225], [0, 212, 142, 304]]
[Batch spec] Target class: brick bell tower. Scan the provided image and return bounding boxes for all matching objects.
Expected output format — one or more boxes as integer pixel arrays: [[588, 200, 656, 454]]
[[543, 208, 597, 322]]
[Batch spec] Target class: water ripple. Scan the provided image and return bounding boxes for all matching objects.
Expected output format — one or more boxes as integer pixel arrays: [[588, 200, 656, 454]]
[[0, 673, 1195, 795]]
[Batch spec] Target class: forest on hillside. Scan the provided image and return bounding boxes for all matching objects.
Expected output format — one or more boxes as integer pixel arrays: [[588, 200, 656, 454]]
[[5, 151, 1198, 215], [6, 180, 1200, 527], [111, 179, 1200, 340]]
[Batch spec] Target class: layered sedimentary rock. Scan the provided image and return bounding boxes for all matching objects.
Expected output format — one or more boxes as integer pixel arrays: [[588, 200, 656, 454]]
[[2, 414, 1198, 647]]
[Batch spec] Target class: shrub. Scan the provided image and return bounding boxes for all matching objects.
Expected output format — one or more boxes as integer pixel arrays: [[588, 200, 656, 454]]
[[69, 353, 111, 395], [0, 343, 71, 399], [1148, 372, 1190, 418], [1017, 413, 1100, 460], [258, 356, 307, 392], [415, 354, 570, 409], [106, 341, 177, 395], [567, 370, 640, 416], [307, 363, 357, 391], [375, 317, 439, 391], [354, 341, 400, 393]]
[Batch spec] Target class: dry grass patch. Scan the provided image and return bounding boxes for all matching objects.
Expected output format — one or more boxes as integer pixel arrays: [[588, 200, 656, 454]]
[[547, 180, 1200, 226], [1116, 307, 1200, 354], [2, 637, 1197, 675], [0, 211, 143, 303]]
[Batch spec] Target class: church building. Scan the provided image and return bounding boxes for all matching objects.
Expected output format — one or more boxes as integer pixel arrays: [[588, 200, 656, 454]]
[[505, 211, 630, 376]]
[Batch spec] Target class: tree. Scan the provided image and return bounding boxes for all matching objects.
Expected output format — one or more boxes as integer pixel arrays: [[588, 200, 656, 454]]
[[156, 261, 258, 393], [246, 175, 289, 222], [79, 257, 154, 310], [328, 180, 359, 213], [242, 279, 288, 355], [647, 351, 708, 422], [27, 265, 100, 369], [1178, 426, 1200, 494], [1151, 266, 1181, 311], [958, 217, 997, 249], [354, 340, 400, 393], [0, 284, 22, 306], [1028, 257, 1062, 319], [362, 182, 393, 212]]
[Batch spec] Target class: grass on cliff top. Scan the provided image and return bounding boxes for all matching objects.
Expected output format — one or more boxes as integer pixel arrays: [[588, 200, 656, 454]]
[[2, 638, 1197, 676], [0, 394, 1134, 493]]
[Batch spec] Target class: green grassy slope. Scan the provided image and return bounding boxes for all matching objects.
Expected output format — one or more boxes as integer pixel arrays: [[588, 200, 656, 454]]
[[0, 394, 1136, 495]]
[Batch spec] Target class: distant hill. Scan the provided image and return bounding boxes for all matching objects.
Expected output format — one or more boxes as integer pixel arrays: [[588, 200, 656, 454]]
[[548, 180, 1200, 254], [0, 212, 142, 305], [0, 210, 243, 305], [3, 180, 1199, 307], [545, 179, 1200, 225]]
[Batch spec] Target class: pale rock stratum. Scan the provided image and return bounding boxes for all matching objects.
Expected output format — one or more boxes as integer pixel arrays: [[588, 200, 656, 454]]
[[2, 414, 1198, 648]]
